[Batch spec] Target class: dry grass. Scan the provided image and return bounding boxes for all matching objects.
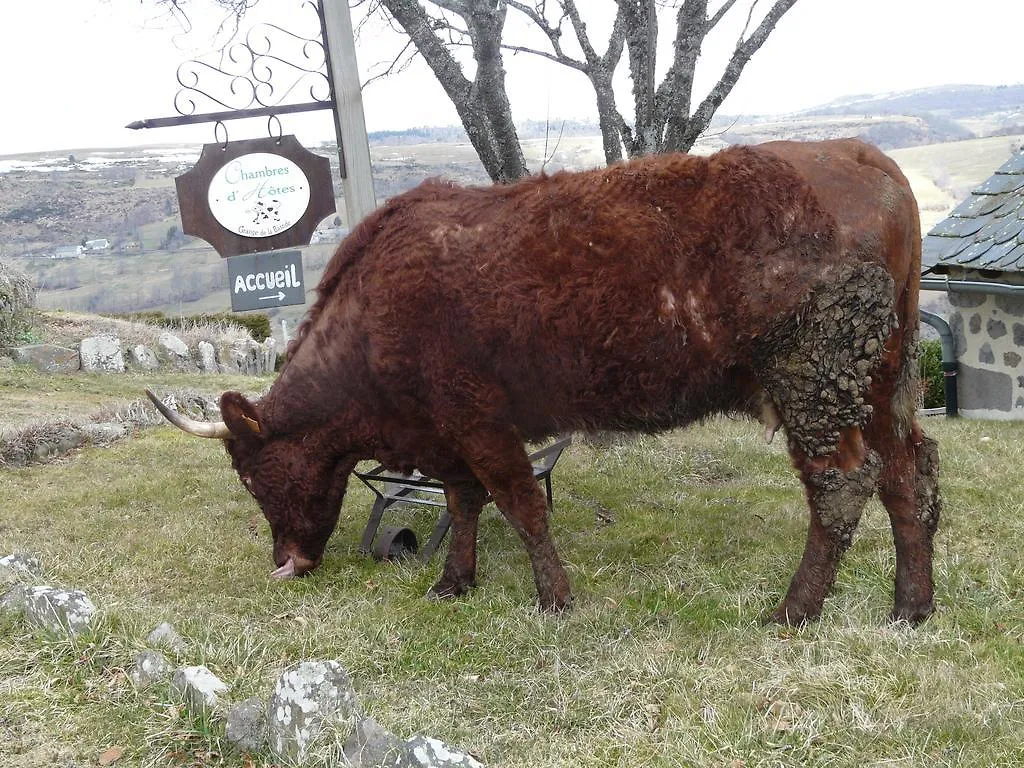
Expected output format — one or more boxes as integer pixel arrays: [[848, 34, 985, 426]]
[[3, 409, 1024, 766]]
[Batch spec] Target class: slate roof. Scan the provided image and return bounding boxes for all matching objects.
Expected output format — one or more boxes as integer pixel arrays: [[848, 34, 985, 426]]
[[921, 150, 1024, 275]]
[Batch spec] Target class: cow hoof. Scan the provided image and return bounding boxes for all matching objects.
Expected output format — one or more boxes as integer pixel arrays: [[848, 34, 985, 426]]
[[765, 603, 817, 627], [426, 578, 476, 601], [537, 592, 573, 614], [890, 601, 934, 625]]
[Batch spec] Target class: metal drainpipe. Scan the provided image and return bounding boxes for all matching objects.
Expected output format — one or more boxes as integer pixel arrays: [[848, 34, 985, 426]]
[[919, 309, 958, 418], [919, 276, 1024, 296]]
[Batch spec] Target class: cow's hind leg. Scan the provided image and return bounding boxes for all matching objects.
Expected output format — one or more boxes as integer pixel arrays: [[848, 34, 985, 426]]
[[428, 474, 488, 600], [758, 264, 897, 624], [771, 427, 881, 624], [457, 424, 572, 611], [869, 419, 940, 623]]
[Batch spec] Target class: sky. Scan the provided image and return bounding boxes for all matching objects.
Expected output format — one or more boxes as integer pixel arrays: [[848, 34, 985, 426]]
[[0, 0, 1022, 156]]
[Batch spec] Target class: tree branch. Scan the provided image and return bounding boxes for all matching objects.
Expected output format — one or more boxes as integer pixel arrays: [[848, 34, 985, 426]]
[[616, 0, 660, 154], [601, 3, 630, 70], [675, 0, 799, 149], [707, 0, 741, 29], [377, 0, 509, 177], [362, 38, 419, 88], [500, 42, 587, 71], [558, 0, 631, 163], [657, 0, 707, 150]]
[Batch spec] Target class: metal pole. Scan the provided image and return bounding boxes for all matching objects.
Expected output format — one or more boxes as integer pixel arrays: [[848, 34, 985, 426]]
[[319, 0, 377, 228], [920, 276, 1024, 296]]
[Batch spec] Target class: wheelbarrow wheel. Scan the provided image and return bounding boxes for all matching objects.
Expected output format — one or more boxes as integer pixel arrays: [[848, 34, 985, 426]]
[[371, 526, 419, 562]]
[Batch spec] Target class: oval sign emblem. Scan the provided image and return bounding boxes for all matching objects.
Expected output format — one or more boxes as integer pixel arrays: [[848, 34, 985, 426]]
[[207, 152, 311, 238]]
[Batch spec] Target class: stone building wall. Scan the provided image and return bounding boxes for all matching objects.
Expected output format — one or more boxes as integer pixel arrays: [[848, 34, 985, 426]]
[[948, 288, 1024, 419]]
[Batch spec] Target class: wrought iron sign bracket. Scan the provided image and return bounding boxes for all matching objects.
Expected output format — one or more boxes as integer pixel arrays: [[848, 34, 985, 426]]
[[126, 0, 346, 176]]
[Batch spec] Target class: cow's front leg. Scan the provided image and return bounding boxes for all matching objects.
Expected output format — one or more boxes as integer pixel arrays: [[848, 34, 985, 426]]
[[459, 425, 572, 611], [428, 476, 488, 600], [771, 428, 881, 625]]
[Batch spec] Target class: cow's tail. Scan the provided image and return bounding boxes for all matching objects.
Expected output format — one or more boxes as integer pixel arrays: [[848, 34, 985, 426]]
[[890, 191, 924, 442]]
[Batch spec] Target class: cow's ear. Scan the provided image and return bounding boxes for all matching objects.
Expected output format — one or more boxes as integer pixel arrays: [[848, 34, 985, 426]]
[[220, 391, 265, 438]]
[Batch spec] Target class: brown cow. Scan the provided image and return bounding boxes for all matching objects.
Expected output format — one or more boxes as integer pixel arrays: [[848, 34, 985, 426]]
[[150, 138, 940, 624]]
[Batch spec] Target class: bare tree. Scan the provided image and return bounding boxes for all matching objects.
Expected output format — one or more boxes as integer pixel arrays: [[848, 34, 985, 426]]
[[360, 0, 800, 180]]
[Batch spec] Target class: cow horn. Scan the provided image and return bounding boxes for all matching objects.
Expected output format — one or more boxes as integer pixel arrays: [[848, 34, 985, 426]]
[[145, 389, 232, 439]]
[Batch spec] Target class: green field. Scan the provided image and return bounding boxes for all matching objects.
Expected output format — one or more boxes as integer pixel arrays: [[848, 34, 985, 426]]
[[3, 366, 1024, 766]]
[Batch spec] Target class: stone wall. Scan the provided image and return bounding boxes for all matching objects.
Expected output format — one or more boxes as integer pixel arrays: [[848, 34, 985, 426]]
[[5, 331, 276, 376], [948, 287, 1024, 419]]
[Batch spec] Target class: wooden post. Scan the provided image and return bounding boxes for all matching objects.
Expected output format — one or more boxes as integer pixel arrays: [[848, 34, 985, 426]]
[[320, 0, 377, 227]]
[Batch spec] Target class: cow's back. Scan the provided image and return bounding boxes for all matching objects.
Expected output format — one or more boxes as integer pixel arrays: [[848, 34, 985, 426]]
[[277, 140, 916, 439]]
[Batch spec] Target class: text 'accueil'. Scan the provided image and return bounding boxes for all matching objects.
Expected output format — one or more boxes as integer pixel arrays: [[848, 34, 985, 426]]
[[234, 264, 302, 294]]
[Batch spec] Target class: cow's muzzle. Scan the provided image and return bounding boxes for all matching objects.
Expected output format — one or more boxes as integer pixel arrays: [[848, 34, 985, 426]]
[[270, 553, 321, 580]]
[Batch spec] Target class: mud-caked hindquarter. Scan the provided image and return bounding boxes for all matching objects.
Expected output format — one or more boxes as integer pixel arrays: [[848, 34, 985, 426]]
[[756, 262, 898, 457]]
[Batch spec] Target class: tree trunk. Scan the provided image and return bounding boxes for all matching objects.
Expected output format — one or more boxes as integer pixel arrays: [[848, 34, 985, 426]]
[[379, 0, 528, 182], [618, 0, 660, 156], [588, 68, 626, 165], [464, 4, 528, 181]]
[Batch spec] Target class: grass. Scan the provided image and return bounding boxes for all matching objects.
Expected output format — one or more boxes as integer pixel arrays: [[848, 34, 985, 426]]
[[3, 377, 1024, 765]]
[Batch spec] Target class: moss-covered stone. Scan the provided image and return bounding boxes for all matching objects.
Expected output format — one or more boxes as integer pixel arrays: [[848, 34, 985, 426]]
[[0, 261, 36, 349]]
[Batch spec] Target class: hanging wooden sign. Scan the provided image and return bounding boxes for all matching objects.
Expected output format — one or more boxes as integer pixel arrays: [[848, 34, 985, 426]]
[[175, 135, 336, 259]]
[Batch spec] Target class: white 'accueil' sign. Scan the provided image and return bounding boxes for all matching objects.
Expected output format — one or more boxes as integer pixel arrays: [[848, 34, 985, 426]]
[[207, 152, 311, 238]]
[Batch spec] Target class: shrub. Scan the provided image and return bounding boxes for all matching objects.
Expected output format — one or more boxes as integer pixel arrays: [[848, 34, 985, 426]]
[[919, 338, 944, 409], [106, 311, 272, 342], [0, 261, 37, 348], [199, 312, 272, 342]]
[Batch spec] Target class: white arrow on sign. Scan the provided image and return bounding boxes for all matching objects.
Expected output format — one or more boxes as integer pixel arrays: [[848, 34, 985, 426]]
[[258, 291, 286, 302]]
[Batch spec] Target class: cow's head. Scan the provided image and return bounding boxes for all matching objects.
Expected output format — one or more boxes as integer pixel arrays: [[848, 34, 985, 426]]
[[146, 389, 351, 580]]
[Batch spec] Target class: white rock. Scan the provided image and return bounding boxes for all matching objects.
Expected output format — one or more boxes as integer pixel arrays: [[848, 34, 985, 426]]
[[406, 736, 484, 768], [128, 344, 159, 370], [197, 341, 218, 373], [129, 650, 174, 687], [344, 717, 416, 767], [158, 332, 195, 370], [146, 621, 187, 653], [226, 697, 268, 752], [268, 660, 360, 762], [1, 583, 27, 613], [171, 665, 228, 717], [80, 334, 125, 373], [0, 553, 42, 588], [19, 586, 96, 635]]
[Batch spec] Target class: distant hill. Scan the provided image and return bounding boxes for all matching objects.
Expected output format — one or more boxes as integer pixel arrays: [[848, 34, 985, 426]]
[[368, 83, 1024, 153], [811, 83, 1024, 120], [368, 118, 603, 146], [709, 83, 1024, 150]]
